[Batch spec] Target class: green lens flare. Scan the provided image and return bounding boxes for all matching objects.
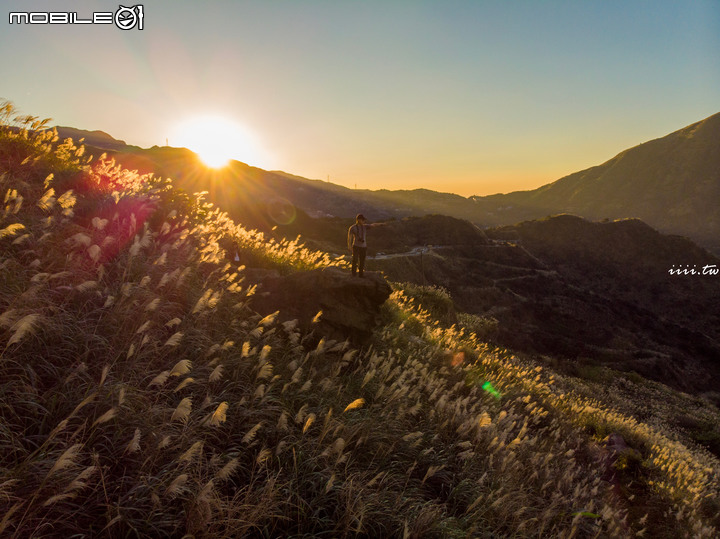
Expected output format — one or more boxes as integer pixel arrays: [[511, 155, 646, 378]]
[[481, 381, 501, 398]]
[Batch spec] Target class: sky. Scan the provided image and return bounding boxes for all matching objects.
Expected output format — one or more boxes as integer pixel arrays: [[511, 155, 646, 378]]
[[1, 0, 719, 197]]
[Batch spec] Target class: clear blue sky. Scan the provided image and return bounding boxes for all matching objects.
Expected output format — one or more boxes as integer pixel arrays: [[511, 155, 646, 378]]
[[1, 0, 718, 196]]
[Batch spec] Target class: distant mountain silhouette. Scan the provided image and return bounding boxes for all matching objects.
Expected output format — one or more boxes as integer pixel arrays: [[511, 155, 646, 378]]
[[55, 112, 720, 253], [55, 126, 129, 151], [474, 113, 720, 252], [64, 130, 485, 225]]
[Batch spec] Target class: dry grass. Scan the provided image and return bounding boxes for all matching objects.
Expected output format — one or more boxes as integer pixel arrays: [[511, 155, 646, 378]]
[[0, 101, 718, 538]]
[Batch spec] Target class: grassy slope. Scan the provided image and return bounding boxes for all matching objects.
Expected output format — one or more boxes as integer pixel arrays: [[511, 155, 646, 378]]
[[1, 105, 719, 538]]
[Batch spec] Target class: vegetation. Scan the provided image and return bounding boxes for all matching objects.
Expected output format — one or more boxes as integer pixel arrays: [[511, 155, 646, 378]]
[[1, 102, 719, 537]]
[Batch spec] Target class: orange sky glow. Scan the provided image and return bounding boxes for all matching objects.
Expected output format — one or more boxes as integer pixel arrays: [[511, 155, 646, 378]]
[[2, 1, 718, 197]]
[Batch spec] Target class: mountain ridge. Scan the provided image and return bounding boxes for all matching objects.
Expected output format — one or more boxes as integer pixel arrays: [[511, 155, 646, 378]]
[[476, 112, 720, 251], [55, 111, 720, 252], [2, 102, 719, 537]]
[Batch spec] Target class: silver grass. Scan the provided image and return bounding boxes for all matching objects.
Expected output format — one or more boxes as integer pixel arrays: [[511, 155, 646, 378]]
[[164, 332, 183, 347], [42, 492, 77, 507], [178, 440, 204, 463], [7, 313, 41, 346], [148, 370, 170, 388], [258, 310, 279, 326], [208, 364, 224, 382], [169, 359, 192, 376], [165, 473, 189, 498], [47, 444, 83, 478], [0, 223, 24, 240], [343, 398, 365, 413], [303, 413, 316, 434], [92, 407, 117, 427], [174, 377, 194, 392], [171, 397, 192, 423], [241, 423, 262, 444], [215, 458, 239, 481], [208, 402, 228, 426], [0, 308, 17, 328], [165, 317, 182, 328], [124, 428, 141, 454]]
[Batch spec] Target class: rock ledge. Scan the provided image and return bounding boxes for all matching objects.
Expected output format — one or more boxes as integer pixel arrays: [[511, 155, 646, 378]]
[[251, 267, 392, 345]]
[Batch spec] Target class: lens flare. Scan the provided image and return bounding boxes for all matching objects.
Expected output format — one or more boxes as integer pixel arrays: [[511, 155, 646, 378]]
[[451, 351, 465, 367], [481, 381, 501, 399], [267, 197, 297, 225]]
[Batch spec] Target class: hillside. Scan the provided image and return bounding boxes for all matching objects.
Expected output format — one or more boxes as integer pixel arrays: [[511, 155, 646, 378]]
[[361, 215, 720, 394], [476, 112, 720, 252], [55, 126, 485, 225], [2, 104, 720, 537], [484, 216, 720, 391], [56, 112, 720, 254], [54, 126, 130, 151], [274, 208, 720, 397]]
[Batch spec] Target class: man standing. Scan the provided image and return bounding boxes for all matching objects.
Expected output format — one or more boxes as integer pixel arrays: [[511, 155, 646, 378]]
[[347, 213, 383, 277]]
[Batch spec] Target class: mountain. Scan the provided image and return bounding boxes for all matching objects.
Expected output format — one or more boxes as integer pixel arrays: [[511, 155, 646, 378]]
[[360, 214, 720, 395], [55, 126, 130, 150], [474, 112, 720, 252], [482, 216, 720, 390], [48, 120, 720, 391], [55, 113, 720, 254], [4, 104, 720, 537], [268, 208, 720, 396], [53, 127, 484, 223]]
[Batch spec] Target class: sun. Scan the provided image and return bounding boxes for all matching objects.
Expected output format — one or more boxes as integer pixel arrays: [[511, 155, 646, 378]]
[[171, 115, 262, 168]]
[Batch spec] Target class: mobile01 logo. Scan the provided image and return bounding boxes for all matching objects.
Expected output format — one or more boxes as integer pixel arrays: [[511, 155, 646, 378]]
[[9, 5, 144, 30]]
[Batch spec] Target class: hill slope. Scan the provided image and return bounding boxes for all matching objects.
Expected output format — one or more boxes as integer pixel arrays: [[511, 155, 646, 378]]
[[55, 126, 486, 224], [476, 113, 720, 251], [56, 112, 720, 254], [364, 214, 720, 395], [3, 104, 720, 538]]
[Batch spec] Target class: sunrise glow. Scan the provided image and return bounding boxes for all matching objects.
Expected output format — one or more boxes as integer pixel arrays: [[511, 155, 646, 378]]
[[171, 115, 262, 168]]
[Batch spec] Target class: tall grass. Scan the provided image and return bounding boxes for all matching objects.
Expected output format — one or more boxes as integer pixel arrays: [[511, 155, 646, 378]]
[[0, 101, 718, 537]]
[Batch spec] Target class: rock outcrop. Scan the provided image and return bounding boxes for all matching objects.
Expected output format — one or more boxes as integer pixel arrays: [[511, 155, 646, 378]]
[[251, 267, 392, 345]]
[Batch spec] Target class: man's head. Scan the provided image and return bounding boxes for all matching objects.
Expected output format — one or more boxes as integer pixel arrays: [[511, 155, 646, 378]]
[[356, 213, 366, 223]]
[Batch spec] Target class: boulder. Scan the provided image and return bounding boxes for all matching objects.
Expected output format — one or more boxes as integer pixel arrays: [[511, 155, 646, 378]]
[[250, 267, 392, 345]]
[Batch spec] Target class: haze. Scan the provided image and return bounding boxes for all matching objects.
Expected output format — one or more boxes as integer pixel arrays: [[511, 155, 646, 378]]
[[1, 0, 718, 196]]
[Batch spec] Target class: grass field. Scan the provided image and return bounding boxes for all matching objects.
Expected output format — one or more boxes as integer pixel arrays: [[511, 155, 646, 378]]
[[1, 102, 719, 537]]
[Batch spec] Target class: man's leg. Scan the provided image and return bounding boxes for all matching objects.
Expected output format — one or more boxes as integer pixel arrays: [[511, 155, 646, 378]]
[[358, 247, 367, 277], [352, 246, 359, 276]]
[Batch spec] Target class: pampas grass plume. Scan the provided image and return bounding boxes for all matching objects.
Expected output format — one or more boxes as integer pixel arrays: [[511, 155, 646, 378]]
[[171, 397, 192, 423], [343, 398, 365, 413], [7, 313, 40, 346], [208, 402, 228, 426], [47, 444, 83, 478]]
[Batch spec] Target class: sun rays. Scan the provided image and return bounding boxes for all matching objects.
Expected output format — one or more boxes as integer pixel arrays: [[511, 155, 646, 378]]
[[171, 115, 265, 168]]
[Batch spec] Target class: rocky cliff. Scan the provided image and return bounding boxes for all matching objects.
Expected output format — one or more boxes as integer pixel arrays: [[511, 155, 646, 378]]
[[250, 267, 392, 346]]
